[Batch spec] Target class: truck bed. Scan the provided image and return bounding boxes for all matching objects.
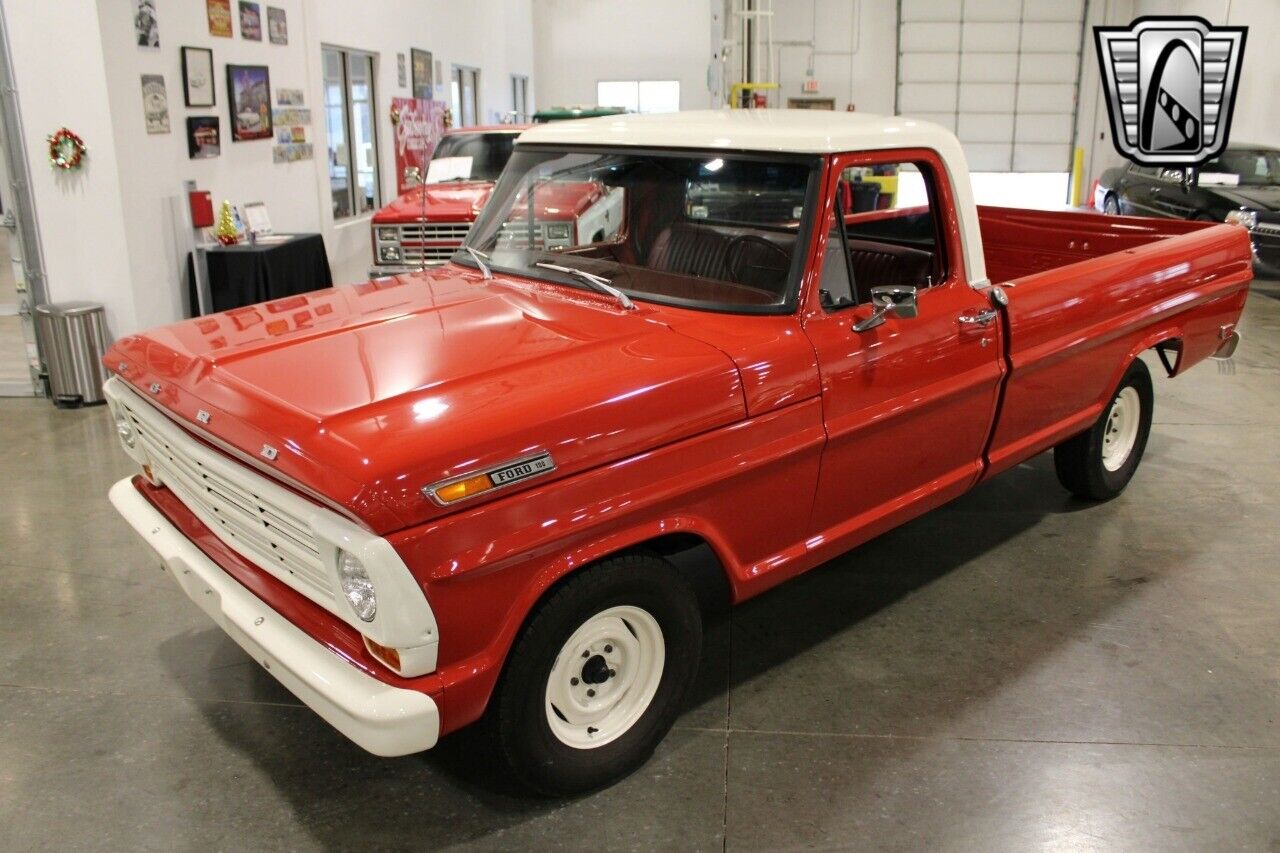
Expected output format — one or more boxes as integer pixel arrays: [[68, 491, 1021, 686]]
[[978, 206, 1215, 283], [977, 206, 1253, 479]]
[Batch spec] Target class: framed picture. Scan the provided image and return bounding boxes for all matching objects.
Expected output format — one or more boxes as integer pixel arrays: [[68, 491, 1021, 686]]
[[226, 64, 272, 141], [140, 74, 170, 134], [207, 0, 232, 37], [411, 48, 433, 100], [135, 0, 159, 47], [186, 116, 221, 158], [181, 47, 215, 108], [239, 1, 262, 40], [266, 7, 287, 44]]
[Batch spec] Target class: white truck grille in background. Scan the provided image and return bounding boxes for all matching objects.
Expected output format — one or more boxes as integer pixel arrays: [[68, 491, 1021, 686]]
[[115, 391, 335, 603], [497, 222, 546, 250], [400, 223, 471, 263]]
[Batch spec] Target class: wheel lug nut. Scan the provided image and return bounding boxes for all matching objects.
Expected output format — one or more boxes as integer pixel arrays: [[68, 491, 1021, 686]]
[[604, 644, 612, 653], [587, 689, 596, 697], [570, 677, 579, 686], [608, 669, 616, 678], [582, 650, 590, 659]]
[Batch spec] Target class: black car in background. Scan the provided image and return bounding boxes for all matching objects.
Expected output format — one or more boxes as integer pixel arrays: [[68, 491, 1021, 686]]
[[1095, 144, 1280, 276]]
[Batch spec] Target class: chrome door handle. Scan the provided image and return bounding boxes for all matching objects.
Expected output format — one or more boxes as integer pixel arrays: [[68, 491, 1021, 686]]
[[958, 309, 998, 326]]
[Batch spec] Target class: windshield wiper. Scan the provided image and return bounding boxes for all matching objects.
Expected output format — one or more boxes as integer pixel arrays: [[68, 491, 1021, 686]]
[[462, 246, 492, 279], [534, 261, 635, 311]]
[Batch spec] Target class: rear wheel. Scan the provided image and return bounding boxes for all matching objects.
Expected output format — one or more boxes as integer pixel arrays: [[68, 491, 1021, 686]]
[[1103, 194, 1120, 215], [488, 553, 702, 796], [1054, 358, 1153, 500]]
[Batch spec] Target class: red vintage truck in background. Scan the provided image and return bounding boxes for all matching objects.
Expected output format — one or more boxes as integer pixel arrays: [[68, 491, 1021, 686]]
[[106, 111, 1250, 796], [370, 124, 624, 276]]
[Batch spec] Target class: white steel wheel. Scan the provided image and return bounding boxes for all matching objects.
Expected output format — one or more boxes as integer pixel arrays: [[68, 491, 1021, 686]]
[[544, 605, 665, 749], [1102, 386, 1141, 471]]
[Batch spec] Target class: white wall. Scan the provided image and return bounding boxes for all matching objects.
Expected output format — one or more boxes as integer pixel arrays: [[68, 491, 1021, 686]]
[[4, 2, 138, 336], [765, 0, 897, 114], [533, 0, 715, 111], [5, 0, 534, 337]]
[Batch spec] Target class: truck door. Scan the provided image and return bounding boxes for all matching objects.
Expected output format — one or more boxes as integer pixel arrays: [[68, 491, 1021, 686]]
[[801, 150, 1006, 542]]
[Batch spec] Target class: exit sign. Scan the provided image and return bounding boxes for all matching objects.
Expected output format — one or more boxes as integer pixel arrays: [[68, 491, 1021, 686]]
[[802, 77, 819, 93]]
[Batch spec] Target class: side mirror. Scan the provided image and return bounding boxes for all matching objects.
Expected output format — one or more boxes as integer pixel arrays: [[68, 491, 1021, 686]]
[[853, 285, 918, 333], [403, 166, 423, 188]]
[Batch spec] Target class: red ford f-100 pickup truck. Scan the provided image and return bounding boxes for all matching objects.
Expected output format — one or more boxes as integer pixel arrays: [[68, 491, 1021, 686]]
[[370, 124, 624, 277], [106, 111, 1250, 795]]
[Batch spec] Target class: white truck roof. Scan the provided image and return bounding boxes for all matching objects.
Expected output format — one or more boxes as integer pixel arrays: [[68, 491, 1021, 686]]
[[516, 110, 988, 289]]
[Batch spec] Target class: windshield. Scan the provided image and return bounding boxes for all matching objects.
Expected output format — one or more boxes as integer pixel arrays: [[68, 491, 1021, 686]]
[[1201, 149, 1280, 186], [427, 132, 517, 183], [460, 148, 818, 312]]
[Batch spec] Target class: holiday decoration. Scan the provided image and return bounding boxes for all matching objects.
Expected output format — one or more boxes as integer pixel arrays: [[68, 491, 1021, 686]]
[[47, 128, 87, 171], [214, 200, 239, 245]]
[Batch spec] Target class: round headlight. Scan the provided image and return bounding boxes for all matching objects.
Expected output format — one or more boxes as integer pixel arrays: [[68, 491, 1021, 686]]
[[115, 414, 136, 448], [337, 551, 376, 622]]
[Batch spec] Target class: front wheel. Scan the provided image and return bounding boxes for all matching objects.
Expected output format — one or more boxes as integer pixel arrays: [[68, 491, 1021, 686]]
[[1054, 358, 1153, 500], [488, 553, 702, 796]]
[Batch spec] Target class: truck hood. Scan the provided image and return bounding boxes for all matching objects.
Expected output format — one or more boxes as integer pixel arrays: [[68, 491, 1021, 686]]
[[106, 267, 746, 533], [372, 182, 496, 223]]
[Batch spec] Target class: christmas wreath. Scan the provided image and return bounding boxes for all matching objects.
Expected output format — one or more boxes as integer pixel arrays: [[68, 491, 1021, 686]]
[[47, 128, 87, 170]]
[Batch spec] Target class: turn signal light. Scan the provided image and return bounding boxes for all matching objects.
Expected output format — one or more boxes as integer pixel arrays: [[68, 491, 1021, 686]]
[[364, 636, 401, 672], [432, 473, 493, 504]]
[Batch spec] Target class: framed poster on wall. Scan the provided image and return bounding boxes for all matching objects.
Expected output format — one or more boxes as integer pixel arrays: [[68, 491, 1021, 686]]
[[411, 48, 433, 101], [181, 47, 215, 107], [226, 64, 272, 141]]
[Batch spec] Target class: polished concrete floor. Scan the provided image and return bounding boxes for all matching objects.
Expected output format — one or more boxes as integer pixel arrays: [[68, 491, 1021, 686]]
[[2, 285, 1278, 851]]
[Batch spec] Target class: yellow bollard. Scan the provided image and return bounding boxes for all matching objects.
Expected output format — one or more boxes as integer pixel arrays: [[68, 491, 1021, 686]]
[[1071, 147, 1085, 208]]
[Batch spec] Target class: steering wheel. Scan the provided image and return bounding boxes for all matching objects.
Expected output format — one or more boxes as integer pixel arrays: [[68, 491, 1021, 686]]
[[725, 235, 790, 291]]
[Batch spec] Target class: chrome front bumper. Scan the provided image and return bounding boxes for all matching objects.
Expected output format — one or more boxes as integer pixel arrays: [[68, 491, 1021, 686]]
[[110, 478, 440, 757]]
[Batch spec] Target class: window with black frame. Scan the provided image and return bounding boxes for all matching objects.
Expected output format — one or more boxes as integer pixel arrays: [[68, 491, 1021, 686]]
[[461, 149, 819, 312]]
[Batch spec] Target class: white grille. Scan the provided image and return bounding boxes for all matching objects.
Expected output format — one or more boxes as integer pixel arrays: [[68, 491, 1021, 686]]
[[497, 222, 546, 250], [400, 223, 471, 263], [115, 390, 335, 603]]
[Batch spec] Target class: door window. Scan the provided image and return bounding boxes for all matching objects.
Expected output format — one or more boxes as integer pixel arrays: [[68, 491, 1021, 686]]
[[818, 160, 947, 310]]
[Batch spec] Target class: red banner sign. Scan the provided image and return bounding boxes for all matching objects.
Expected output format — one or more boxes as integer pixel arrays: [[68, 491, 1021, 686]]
[[393, 98, 446, 196]]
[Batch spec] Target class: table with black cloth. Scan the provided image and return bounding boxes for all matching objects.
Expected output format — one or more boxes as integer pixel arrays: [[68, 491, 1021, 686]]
[[187, 233, 333, 316]]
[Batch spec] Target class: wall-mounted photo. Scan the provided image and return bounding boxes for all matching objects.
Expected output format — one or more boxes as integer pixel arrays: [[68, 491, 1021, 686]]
[[226, 64, 272, 141], [206, 0, 232, 37], [411, 48, 433, 100], [239, 1, 262, 41], [181, 47, 215, 108], [186, 116, 221, 159], [140, 74, 170, 134], [134, 0, 159, 47], [267, 7, 287, 45]]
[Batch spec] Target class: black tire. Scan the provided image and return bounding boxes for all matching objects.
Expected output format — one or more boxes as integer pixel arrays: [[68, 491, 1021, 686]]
[[1054, 358, 1154, 500], [1103, 194, 1120, 216], [488, 553, 702, 796]]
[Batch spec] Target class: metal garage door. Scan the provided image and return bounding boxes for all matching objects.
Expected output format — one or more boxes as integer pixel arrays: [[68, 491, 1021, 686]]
[[896, 0, 1086, 172]]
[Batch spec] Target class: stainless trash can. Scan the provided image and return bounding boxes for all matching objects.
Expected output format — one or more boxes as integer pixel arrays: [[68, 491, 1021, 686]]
[[34, 302, 110, 408]]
